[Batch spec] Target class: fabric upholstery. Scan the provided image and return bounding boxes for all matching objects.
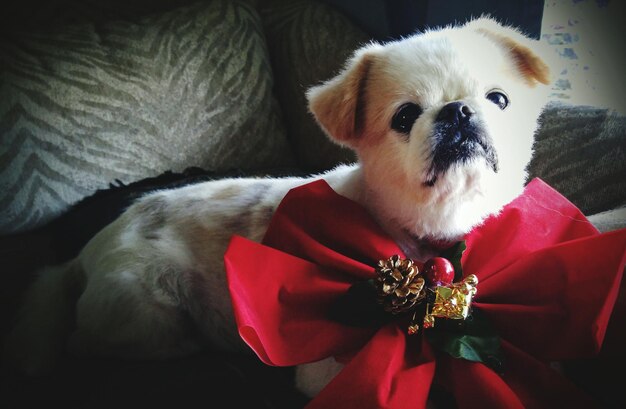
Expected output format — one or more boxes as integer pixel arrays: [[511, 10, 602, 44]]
[[529, 101, 626, 215], [261, 0, 369, 171], [0, 0, 293, 234]]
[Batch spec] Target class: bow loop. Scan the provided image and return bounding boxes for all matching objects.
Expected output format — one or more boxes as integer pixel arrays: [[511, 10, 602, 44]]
[[225, 178, 626, 408]]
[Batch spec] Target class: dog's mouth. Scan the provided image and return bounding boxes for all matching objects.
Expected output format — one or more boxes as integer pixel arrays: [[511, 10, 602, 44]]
[[424, 121, 498, 187]]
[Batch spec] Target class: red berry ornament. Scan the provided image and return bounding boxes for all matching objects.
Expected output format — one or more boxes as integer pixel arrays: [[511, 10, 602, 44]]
[[422, 257, 455, 286]]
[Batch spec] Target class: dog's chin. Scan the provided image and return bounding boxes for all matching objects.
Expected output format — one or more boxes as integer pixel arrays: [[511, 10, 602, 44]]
[[413, 160, 508, 239], [424, 125, 498, 187]]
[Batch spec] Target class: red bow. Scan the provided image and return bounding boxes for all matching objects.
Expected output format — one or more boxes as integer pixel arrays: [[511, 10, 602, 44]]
[[224, 178, 626, 409]]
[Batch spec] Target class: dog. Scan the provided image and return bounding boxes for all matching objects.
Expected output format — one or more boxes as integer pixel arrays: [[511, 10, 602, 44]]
[[4, 17, 551, 399]]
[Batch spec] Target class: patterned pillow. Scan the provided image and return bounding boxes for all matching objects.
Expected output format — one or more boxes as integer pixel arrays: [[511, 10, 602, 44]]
[[261, 0, 370, 171], [529, 101, 626, 215], [0, 0, 293, 234]]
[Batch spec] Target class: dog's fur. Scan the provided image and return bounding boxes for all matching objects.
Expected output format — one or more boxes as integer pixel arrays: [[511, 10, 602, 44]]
[[5, 17, 551, 397]]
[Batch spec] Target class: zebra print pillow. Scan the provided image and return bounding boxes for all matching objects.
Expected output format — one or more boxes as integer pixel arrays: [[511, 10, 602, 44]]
[[0, 0, 293, 234], [261, 0, 370, 172], [528, 101, 626, 215]]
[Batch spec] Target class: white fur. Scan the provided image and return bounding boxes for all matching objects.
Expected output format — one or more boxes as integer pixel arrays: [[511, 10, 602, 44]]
[[4, 18, 550, 400]]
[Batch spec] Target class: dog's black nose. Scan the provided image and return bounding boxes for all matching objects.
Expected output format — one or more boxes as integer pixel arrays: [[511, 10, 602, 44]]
[[436, 101, 475, 124]]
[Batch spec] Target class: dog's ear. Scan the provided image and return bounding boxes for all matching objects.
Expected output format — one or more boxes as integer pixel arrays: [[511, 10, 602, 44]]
[[466, 17, 552, 86], [306, 43, 382, 147]]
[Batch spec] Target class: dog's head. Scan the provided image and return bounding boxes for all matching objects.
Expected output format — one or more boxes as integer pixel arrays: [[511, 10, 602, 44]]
[[307, 17, 552, 240]]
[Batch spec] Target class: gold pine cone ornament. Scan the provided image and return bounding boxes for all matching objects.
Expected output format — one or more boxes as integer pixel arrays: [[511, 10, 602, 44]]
[[375, 255, 426, 314]]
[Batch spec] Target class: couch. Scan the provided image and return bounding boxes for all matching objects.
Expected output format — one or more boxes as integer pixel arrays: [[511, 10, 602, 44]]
[[1, 0, 625, 408]]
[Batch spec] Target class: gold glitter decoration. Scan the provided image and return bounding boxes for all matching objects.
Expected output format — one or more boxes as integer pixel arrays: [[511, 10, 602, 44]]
[[422, 314, 435, 329], [407, 324, 419, 335], [375, 255, 426, 315], [423, 274, 478, 328], [373, 255, 478, 334]]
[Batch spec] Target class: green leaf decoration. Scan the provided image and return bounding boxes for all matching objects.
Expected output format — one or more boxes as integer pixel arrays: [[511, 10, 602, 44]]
[[439, 241, 466, 282], [425, 309, 504, 373]]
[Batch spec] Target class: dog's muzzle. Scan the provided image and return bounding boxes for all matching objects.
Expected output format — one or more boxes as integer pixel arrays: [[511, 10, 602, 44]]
[[425, 101, 498, 186]]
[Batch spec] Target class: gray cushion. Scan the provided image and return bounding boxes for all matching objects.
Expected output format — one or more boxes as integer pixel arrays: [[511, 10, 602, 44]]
[[0, 0, 293, 234], [261, 0, 370, 171], [528, 101, 626, 215], [587, 206, 626, 233]]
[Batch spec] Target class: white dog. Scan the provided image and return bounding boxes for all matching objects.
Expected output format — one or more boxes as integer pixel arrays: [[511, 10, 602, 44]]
[[5, 17, 550, 398]]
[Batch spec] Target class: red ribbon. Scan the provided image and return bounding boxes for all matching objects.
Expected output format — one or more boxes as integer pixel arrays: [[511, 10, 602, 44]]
[[224, 178, 626, 409]]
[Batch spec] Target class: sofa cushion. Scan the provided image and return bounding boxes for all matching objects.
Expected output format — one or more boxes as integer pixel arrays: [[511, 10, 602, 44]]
[[587, 206, 626, 233], [261, 0, 370, 172], [0, 0, 293, 234], [528, 102, 626, 215]]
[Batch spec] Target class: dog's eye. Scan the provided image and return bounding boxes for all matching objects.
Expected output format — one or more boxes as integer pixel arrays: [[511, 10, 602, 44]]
[[391, 103, 423, 134], [486, 91, 509, 110]]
